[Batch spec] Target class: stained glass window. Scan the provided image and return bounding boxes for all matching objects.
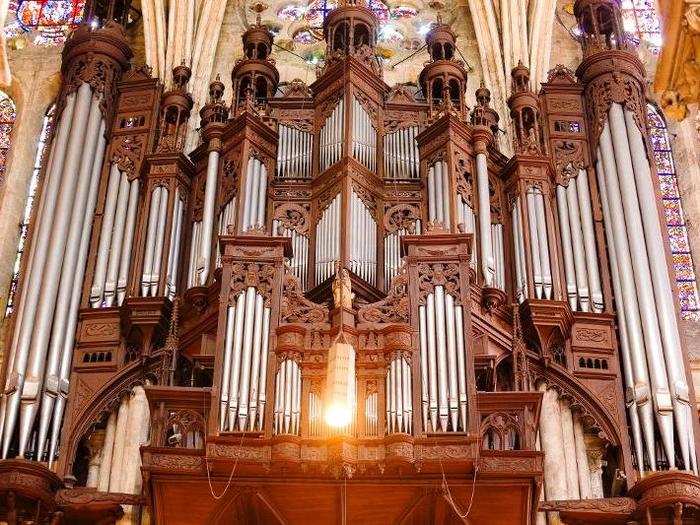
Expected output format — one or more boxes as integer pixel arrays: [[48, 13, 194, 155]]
[[620, 0, 662, 54], [647, 103, 700, 321], [5, 104, 53, 318], [4, 1, 85, 46], [0, 91, 16, 186]]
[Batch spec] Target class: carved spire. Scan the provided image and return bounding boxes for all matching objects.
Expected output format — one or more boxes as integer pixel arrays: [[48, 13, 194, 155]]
[[156, 64, 194, 153], [200, 75, 229, 137], [573, 0, 634, 56], [507, 62, 545, 156], [470, 82, 499, 135]]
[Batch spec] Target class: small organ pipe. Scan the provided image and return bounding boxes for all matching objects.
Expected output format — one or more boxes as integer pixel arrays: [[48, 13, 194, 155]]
[[118, 180, 140, 304], [418, 306, 429, 427], [455, 305, 468, 427], [576, 170, 604, 311], [150, 187, 170, 295], [534, 190, 552, 300], [425, 293, 438, 431], [428, 166, 437, 222], [166, 193, 185, 300], [565, 181, 590, 311], [444, 293, 459, 430], [556, 185, 579, 309], [512, 198, 528, 302], [526, 189, 543, 298], [220, 303, 237, 425], [91, 163, 121, 307], [142, 187, 163, 296], [104, 173, 131, 307]]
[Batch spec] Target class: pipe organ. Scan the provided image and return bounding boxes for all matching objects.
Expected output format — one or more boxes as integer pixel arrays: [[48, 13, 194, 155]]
[[1, 1, 698, 523], [383, 125, 420, 179]]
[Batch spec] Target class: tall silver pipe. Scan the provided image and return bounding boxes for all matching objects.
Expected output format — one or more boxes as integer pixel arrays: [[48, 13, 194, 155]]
[[118, 180, 139, 304], [11, 85, 93, 458], [576, 170, 604, 312], [596, 156, 646, 470], [534, 190, 552, 299], [566, 182, 590, 310], [247, 294, 265, 430], [455, 305, 467, 428], [598, 129, 669, 468], [104, 172, 131, 306], [512, 198, 528, 302], [226, 290, 247, 431], [234, 287, 257, 430], [142, 187, 162, 296], [476, 152, 494, 286], [622, 108, 696, 471], [434, 286, 449, 431], [199, 149, 220, 285], [258, 308, 270, 431], [445, 293, 459, 430], [37, 113, 104, 462], [526, 189, 543, 298], [47, 127, 107, 466], [90, 163, 120, 307], [418, 305, 429, 428], [556, 185, 578, 309], [220, 304, 237, 427]]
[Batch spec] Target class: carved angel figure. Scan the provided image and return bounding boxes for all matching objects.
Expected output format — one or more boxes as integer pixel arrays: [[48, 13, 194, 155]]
[[332, 267, 354, 309]]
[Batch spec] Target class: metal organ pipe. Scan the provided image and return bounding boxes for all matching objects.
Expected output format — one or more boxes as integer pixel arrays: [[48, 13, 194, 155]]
[[511, 197, 529, 302], [386, 354, 412, 434], [315, 194, 341, 284], [277, 124, 312, 178], [242, 157, 268, 232], [198, 149, 219, 285], [273, 221, 309, 290], [220, 288, 271, 432], [623, 108, 697, 472], [418, 287, 468, 433], [597, 125, 669, 470], [384, 220, 421, 289], [90, 165, 140, 308], [476, 152, 495, 286], [141, 186, 168, 297], [274, 359, 302, 435], [352, 96, 376, 172], [596, 154, 647, 471], [384, 127, 420, 179], [349, 190, 377, 286], [320, 99, 344, 172], [1, 83, 111, 459], [427, 161, 450, 228], [165, 190, 185, 300], [556, 171, 604, 313]]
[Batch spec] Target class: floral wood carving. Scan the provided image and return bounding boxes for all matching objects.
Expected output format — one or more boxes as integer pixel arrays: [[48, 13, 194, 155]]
[[553, 140, 586, 184], [229, 263, 276, 306], [219, 157, 239, 207], [358, 268, 410, 324], [280, 272, 328, 324], [585, 71, 646, 145], [111, 135, 146, 179], [274, 202, 310, 235], [282, 79, 311, 99], [453, 152, 473, 207], [383, 203, 420, 234], [417, 263, 462, 305]]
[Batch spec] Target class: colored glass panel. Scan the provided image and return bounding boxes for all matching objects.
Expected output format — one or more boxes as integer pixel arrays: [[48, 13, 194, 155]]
[[621, 0, 662, 54], [647, 103, 700, 321], [4, 104, 53, 317], [4, 1, 85, 46]]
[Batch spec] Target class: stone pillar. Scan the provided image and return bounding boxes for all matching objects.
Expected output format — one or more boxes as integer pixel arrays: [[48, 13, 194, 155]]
[[538, 385, 568, 501], [121, 385, 150, 495], [108, 393, 131, 492], [572, 411, 592, 499], [585, 435, 606, 498], [86, 429, 106, 488], [97, 411, 117, 491], [559, 398, 580, 499]]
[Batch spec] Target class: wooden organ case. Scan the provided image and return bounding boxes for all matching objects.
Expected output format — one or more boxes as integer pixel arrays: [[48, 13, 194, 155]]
[[0, 1, 698, 524]]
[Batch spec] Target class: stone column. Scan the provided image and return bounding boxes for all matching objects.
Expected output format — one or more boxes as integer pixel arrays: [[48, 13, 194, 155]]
[[559, 398, 580, 499], [572, 411, 592, 499], [86, 429, 105, 488], [121, 385, 150, 495], [97, 411, 117, 491], [108, 393, 131, 492], [538, 385, 568, 501], [585, 435, 606, 498]]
